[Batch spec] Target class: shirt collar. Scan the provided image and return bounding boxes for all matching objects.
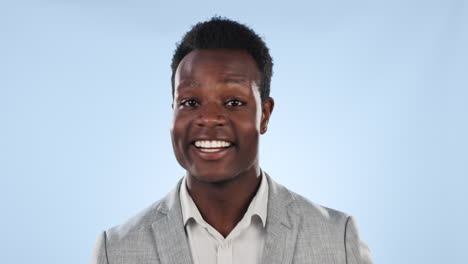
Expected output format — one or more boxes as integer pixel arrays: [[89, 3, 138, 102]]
[[179, 170, 269, 228]]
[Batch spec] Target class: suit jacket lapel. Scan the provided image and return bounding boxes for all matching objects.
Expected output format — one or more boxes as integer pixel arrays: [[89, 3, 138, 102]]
[[262, 174, 300, 264], [151, 180, 193, 264], [150, 175, 300, 264]]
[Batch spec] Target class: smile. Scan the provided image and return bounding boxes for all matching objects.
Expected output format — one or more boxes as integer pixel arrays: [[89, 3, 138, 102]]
[[193, 140, 232, 152]]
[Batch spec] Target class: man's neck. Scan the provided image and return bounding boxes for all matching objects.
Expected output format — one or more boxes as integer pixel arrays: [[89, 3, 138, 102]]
[[185, 168, 262, 237]]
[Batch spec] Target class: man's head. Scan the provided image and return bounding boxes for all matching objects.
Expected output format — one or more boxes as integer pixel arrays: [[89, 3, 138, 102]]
[[170, 17, 274, 184], [171, 17, 273, 103]]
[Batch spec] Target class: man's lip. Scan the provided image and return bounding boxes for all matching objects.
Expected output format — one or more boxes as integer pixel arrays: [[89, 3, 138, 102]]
[[190, 138, 235, 145], [191, 137, 234, 141], [189, 144, 234, 161]]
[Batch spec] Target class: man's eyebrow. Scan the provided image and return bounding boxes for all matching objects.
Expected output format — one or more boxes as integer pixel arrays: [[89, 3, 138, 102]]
[[223, 78, 248, 84], [221, 74, 249, 85], [177, 80, 200, 89], [221, 73, 248, 78]]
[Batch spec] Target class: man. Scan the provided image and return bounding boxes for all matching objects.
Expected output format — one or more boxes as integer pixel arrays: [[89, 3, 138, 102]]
[[91, 17, 374, 264]]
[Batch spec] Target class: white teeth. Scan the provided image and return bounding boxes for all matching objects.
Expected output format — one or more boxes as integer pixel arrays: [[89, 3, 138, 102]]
[[194, 140, 232, 148], [200, 148, 221, 152]]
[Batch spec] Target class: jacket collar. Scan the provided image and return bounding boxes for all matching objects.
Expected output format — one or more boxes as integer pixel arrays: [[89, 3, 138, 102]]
[[151, 173, 300, 264], [151, 178, 193, 264], [261, 172, 300, 264], [179, 170, 269, 229]]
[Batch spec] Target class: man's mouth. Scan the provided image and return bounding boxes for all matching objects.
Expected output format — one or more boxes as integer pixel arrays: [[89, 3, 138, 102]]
[[193, 140, 233, 152]]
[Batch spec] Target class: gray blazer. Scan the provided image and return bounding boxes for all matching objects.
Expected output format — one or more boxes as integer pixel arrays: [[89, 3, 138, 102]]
[[91, 175, 373, 264]]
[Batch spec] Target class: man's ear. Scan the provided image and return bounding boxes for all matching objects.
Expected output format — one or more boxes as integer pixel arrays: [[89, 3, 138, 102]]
[[260, 97, 275, 134]]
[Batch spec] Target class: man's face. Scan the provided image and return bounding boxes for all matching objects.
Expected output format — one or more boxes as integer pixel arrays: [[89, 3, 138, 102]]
[[171, 49, 273, 183]]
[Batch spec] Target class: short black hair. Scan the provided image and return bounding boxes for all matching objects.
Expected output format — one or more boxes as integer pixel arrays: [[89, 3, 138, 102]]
[[171, 16, 273, 102]]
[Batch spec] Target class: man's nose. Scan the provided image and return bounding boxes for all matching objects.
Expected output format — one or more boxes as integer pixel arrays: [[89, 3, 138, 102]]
[[195, 102, 227, 127]]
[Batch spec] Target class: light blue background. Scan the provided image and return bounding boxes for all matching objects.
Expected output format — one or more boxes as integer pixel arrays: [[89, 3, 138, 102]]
[[1, 0, 467, 263]]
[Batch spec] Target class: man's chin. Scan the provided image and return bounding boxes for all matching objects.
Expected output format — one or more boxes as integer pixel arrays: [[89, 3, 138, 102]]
[[189, 171, 239, 185]]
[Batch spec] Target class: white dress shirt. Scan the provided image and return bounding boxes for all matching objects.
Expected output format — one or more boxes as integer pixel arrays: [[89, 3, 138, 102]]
[[179, 171, 269, 264]]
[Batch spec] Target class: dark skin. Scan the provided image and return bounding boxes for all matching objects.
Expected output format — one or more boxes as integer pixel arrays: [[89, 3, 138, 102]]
[[171, 49, 274, 237]]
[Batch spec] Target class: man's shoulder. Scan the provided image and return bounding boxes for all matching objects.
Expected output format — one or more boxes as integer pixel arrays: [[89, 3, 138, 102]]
[[271, 179, 349, 230], [105, 179, 183, 241], [105, 198, 165, 241], [291, 190, 348, 222], [93, 199, 167, 263], [268, 179, 373, 263], [275, 183, 350, 245]]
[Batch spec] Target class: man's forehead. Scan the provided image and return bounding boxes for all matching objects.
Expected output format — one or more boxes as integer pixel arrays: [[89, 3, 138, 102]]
[[175, 49, 260, 80], [176, 77, 251, 91]]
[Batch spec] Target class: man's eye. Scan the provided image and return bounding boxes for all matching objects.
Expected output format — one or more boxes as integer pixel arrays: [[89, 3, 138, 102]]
[[180, 99, 198, 107], [226, 99, 244, 107]]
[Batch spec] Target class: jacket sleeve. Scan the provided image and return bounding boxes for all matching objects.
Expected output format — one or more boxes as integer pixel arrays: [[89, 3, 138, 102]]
[[90, 231, 109, 264], [345, 216, 374, 264]]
